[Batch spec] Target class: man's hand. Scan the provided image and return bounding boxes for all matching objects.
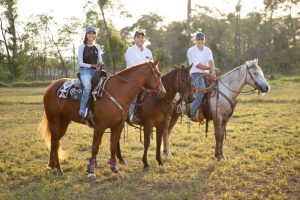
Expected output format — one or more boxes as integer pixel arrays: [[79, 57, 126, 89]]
[[208, 60, 217, 80]]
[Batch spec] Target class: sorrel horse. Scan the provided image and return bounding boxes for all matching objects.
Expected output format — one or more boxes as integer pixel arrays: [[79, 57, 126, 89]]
[[39, 61, 166, 178], [163, 59, 270, 160], [117, 65, 195, 170]]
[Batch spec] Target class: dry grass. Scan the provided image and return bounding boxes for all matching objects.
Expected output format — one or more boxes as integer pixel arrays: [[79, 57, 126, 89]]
[[0, 76, 299, 200]]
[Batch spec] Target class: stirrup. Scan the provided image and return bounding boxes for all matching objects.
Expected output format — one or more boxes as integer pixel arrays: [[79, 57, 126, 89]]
[[81, 110, 95, 127]]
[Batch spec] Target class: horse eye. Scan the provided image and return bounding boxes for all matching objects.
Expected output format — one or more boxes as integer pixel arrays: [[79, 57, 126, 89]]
[[254, 72, 259, 76]]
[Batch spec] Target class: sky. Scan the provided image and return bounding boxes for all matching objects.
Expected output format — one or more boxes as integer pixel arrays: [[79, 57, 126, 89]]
[[15, 0, 298, 56], [18, 0, 267, 30]]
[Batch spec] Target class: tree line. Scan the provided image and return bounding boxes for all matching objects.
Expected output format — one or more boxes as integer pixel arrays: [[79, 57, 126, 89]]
[[0, 0, 299, 81]]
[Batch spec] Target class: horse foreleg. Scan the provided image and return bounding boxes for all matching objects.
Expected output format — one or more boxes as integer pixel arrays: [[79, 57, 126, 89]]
[[87, 125, 105, 179], [116, 140, 126, 165], [156, 125, 164, 166], [163, 113, 178, 157], [109, 123, 124, 174], [142, 120, 153, 170], [219, 121, 227, 160], [213, 117, 223, 160]]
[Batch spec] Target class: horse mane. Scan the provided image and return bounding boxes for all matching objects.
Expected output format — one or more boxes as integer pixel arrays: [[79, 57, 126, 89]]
[[113, 62, 151, 77]]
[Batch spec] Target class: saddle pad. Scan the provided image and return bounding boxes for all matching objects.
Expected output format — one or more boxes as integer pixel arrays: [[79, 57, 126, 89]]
[[57, 77, 109, 101]]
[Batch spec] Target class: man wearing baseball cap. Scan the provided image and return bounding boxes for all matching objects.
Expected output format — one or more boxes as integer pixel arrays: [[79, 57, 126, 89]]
[[125, 30, 153, 123], [187, 32, 217, 122]]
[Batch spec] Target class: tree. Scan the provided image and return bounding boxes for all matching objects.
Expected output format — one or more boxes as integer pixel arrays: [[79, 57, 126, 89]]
[[84, 0, 130, 72], [0, 0, 18, 80]]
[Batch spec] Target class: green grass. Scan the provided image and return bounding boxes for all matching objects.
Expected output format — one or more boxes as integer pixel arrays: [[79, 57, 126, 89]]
[[0, 81, 53, 88], [0, 77, 299, 200]]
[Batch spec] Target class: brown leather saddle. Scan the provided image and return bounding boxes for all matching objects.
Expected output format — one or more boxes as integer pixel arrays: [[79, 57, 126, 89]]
[[194, 68, 221, 122]]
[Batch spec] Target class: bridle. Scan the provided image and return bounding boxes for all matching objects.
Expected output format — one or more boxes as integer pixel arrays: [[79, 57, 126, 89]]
[[114, 62, 163, 95], [218, 64, 261, 95], [174, 68, 191, 101]]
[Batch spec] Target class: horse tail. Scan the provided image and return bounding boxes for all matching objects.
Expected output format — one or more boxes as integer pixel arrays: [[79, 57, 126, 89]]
[[38, 112, 67, 160]]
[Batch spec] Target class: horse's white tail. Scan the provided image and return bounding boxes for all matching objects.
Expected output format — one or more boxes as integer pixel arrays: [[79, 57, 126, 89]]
[[38, 112, 67, 160]]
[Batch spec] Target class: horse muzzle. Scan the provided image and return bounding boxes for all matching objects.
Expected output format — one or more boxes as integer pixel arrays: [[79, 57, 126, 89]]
[[184, 93, 195, 103], [156, 85, 166, 99], [259, 84, 270, 93]]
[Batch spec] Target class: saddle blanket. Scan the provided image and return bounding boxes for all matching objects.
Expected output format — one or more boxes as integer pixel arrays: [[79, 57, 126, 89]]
[[57, 77, 109, 101]]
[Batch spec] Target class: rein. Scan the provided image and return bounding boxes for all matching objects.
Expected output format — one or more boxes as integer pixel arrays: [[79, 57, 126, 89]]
[[218, 64, 259, 95], [113, 62, 162, 95]]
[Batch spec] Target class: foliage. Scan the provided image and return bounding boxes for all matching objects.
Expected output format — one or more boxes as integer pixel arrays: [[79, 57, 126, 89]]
[[0, 0, 299, 81]]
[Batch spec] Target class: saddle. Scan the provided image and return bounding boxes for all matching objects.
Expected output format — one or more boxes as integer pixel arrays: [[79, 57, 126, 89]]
[[198, 68, 221, 121], [179, 68, 221, 122], [57, 70, 109, 101]]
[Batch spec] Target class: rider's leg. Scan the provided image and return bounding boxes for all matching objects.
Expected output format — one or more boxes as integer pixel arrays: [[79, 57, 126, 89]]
[[129, 96, 138, 122], [190, 73, 206, 118], [79, 68, 94, 118]]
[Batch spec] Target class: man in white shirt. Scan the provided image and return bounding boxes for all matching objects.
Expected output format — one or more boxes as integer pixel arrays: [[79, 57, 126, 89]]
[[125, 30, 153, 123], [187, 32, 216, 122]]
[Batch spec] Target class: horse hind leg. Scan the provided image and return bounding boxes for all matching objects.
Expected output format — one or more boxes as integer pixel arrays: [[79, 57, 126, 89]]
[[48, 117, 70, 176], [116, 140, 126, 165]]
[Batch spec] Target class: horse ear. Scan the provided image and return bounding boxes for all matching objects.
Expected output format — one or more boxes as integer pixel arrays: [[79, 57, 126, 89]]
[[187, 63, 193, 70], [173, 65, 180, 69]]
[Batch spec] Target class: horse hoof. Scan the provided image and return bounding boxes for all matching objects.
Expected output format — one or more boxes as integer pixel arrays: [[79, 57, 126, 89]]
[[217, 156, 227, 161], [143, 165, 150, 171], [111, 167, 119, 174], [57, 169, 64, 176], [220, 154, 227, 160], [88, 173, 96, 180], [163, 151, 173, 158], [52, 168, 58, 176], [158, 162, 164, 166], [119, 159, 127, 165]]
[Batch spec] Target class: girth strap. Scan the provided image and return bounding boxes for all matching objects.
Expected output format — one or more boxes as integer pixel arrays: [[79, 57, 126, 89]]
[[218, 90, 237, 117]]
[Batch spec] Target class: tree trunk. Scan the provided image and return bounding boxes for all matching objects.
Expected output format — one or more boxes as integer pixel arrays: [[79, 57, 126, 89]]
[[98, 0, 115, 72], [0, 17, 13, 79]]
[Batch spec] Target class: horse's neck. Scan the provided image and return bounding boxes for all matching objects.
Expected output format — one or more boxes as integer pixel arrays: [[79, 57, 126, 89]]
[[108, 66, 148, 108], [161, 70, 177, 102], [219, 66, 246, 100]]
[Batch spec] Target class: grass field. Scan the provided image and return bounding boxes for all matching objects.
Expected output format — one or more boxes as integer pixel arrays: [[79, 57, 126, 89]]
[[0, 76, 299, 200]]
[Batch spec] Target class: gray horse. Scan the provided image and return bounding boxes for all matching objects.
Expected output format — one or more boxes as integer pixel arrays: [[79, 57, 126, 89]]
[[163, 59, 270, 160]]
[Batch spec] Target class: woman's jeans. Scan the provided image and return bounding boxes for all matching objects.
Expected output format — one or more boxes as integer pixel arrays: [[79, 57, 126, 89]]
[[79, 68, 96, 117]]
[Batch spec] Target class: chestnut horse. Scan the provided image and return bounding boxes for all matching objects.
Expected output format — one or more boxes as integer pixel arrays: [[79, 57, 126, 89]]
[[163, 59, 270, 160], [117, 65, 195, 170], [39, 61, 166, 179]]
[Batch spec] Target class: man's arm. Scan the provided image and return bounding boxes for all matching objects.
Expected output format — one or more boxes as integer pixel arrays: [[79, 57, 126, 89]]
[[208, 60, 217, 80]]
